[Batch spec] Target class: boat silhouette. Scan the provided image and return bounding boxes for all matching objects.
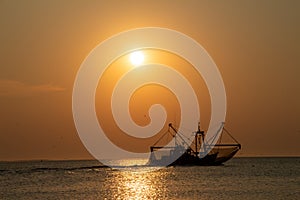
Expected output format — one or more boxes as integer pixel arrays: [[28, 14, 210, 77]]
[[148, 122, 241, 166]]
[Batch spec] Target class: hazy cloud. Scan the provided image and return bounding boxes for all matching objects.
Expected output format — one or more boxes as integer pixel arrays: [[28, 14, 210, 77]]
[[0, 79, 66, 96]]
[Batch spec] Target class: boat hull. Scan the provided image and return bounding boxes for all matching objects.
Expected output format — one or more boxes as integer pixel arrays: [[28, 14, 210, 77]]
[[148, 146, 240, 166]]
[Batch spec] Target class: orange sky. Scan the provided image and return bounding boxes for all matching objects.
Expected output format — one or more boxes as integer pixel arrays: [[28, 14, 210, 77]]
[[0, 1, 299, 160], [95, 50, 210, 154]]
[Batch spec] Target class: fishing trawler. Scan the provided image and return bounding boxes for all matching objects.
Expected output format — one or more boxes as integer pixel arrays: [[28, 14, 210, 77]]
[[148, 122, 241, 166]]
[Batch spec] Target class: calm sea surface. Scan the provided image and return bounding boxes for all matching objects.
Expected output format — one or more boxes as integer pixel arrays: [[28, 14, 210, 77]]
[[0, 157, 299, 199]]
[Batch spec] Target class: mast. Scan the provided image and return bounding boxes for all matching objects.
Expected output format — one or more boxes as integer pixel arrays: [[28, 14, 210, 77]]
[[196, 122, 205, 156], [195, 123, 199, 155]]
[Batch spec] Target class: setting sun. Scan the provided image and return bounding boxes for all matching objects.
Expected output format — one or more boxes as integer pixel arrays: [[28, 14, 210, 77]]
[[130, 51, 144, 66]]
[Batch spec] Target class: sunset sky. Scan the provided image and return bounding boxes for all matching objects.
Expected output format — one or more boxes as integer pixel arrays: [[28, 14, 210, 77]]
[[0, 1, 299, 160]]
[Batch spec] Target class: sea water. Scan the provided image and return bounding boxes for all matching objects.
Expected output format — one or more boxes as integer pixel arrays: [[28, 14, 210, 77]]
[[0, 157, 299, 199]]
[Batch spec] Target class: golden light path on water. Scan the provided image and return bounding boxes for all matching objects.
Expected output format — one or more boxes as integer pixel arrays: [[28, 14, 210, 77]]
[[99, 159, 199, 199], [103, 168, 170, 199]]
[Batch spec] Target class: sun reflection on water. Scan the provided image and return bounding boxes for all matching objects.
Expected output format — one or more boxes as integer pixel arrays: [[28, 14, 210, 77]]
[[103, 168, 170, 199]]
